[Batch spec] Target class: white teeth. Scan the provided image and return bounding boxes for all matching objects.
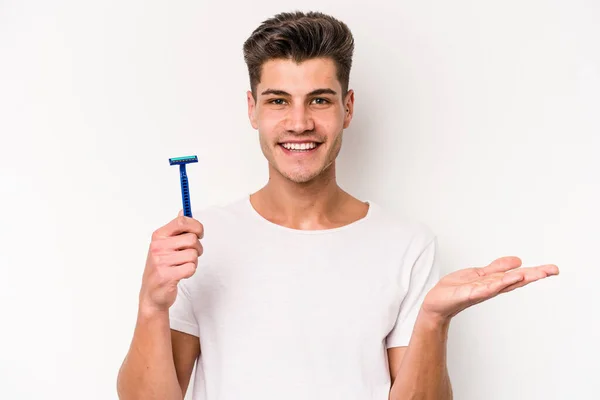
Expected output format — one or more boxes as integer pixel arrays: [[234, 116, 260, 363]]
[[281, 142, 318, 151]]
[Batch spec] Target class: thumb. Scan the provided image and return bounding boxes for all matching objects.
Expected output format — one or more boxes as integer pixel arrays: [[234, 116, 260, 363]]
[[178, 209, 184, 217]]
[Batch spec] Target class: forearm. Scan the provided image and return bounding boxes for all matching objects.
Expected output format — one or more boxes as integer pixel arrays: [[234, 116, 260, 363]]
[[117, 308, 182, 400], [389, 309, 453, 400]]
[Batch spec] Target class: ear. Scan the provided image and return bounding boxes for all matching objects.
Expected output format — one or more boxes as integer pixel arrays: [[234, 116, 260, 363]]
[[247, 90, 258, 129], [343, 89, 355, 129]]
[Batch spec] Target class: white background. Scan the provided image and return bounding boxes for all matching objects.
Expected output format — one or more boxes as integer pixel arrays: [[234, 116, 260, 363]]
[[1, 0, 598, 399]]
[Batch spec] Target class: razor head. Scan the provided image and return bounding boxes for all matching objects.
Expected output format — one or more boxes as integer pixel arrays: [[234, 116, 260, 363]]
[[169, 155, 198, 165]]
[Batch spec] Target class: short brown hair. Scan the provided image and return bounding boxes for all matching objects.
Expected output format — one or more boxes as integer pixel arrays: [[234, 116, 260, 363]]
[[243, 11, 355, 100]]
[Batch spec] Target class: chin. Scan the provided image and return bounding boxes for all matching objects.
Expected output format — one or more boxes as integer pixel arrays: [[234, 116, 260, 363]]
[[283, 172, 318, 184], [269, 153, 335, 184], [280, 163, 334, 184]]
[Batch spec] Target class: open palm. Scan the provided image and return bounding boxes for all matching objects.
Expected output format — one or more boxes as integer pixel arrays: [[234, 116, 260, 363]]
[[422, 256, 559, 320]]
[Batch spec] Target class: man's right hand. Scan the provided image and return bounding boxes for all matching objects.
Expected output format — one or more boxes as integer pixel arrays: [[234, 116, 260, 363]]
[[139, 211, 204, 314]]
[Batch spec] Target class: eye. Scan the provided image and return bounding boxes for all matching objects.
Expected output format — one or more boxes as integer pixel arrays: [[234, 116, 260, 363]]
[[268, 98, 287, 105], [311, 98, 330, 105]]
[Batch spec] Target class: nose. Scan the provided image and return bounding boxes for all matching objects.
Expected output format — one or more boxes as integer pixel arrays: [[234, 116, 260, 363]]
[[284, 104, 315, 134]]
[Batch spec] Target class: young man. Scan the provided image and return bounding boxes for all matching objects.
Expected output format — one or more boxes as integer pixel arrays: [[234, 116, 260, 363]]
[[117, 11, 559, 400]]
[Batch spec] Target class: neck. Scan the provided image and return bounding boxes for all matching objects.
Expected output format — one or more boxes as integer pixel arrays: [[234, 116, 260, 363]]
[[251, 162, 351, 230]]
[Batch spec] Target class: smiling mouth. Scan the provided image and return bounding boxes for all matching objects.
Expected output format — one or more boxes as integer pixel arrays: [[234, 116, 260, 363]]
[[278, 141, 322, 153]]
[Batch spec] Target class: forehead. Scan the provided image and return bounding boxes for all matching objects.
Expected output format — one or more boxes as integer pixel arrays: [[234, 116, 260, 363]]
[[258, 57, 341, 94]]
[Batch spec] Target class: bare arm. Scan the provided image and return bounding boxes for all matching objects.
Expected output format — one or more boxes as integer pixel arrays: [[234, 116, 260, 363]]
[[388, 256, 559, 400], [117, 213, 204, 399], [117, 309, 190, 400], [388, 310, 452, 400], [171, 329, 201, 395]]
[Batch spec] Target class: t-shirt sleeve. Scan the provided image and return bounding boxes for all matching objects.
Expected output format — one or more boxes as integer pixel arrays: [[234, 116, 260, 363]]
[[385, 235, 441, 348], [169, 279, 200, 337]]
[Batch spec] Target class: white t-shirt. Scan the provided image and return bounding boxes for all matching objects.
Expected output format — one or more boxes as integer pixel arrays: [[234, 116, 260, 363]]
[[169, 195, 440, 400]]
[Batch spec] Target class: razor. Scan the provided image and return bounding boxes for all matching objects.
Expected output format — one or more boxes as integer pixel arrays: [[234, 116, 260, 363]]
[[169, 155, 198, 217]]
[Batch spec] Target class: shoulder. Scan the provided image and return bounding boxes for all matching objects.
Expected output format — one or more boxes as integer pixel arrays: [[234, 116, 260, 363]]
[[189, 195, 251, 239], [366, 201, 437, 257], [191, 195, 248, 222]]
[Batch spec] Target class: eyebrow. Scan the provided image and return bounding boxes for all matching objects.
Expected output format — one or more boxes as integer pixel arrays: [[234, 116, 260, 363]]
[[260, 88, 338, 97]]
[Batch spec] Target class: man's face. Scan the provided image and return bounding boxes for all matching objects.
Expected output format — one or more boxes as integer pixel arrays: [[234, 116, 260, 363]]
[[247, 57, 354, 184]]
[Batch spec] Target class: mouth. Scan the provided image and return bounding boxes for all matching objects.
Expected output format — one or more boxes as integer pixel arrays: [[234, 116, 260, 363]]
[[278, 141, 322, 155]]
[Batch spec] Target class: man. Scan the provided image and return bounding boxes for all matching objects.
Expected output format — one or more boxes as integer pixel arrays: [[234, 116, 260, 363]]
[[116, 11, 559, 400]]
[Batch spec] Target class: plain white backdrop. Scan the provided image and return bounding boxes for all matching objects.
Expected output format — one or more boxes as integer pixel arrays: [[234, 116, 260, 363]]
[[1, 0, 598, 399]]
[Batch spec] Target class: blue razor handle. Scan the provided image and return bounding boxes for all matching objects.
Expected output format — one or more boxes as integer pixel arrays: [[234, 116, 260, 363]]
[[168, 155, 198, 218]]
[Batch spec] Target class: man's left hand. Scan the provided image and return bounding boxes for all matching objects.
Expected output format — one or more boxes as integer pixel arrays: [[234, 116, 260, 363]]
[[421, 256, 559, 323]]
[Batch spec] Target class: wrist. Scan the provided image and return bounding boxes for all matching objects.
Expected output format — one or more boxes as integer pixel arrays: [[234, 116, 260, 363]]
[[417, 307, 452, 334], [138, 302, 170, 321]]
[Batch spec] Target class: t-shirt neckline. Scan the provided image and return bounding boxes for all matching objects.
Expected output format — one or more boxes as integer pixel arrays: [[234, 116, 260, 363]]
[[244, 194, 373, 235]]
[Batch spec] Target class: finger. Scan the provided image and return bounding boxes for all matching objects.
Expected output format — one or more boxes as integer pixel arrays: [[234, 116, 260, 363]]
[[507, 264, 559, 281], [171, 262, 197, 280], [158, 248, 199, 267], [150, 233, 200, 254], [164, 233, 202, 252], [539, 264, 560, 276], [178, 209, 183, 217], [153, 215, 204, 239], [481, 256, 522, 275], [499, 278, 529, 294], [499, 265, 559, 293]]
